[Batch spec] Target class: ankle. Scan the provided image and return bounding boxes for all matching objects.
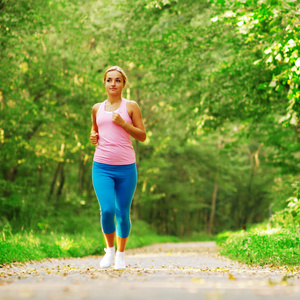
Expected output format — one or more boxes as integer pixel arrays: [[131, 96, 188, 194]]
[[106, 246, 115, 254]]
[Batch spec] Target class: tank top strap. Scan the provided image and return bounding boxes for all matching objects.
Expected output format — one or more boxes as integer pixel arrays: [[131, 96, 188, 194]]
[[96, 101, 105, 118], [118, 98, 125, 114]]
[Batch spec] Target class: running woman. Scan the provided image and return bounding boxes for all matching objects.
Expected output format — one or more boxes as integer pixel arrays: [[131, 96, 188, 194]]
[[90, 66, 146, 270]]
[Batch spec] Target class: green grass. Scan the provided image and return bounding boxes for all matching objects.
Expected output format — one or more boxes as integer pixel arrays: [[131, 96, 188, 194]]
[[217, 226, 300, 266], [217, 198, 300, 266], [0, 220, 181, 265]]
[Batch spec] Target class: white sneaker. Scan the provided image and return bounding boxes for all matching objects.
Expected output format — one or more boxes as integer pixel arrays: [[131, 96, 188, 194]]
[[100, 247, 115, 268], [114, 251, 126, 270]]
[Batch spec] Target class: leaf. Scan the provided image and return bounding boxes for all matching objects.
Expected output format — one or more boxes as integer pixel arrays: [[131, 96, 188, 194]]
[[228, 273, 237, 280]]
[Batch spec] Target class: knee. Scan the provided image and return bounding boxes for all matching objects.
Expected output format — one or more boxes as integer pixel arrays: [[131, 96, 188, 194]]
[[101, 208, 115, 222], [116, 212, 130, 225], [116, 212, 131, 238]]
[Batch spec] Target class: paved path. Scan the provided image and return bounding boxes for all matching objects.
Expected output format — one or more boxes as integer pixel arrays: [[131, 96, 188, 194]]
[[0, 242, 300, 299]]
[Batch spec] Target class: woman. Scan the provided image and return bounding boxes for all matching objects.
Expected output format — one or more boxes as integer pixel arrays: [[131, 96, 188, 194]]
[[90, 66, 146, 270]]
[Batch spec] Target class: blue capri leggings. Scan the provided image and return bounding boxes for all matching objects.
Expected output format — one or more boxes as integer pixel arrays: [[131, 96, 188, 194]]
[[92, 161, 137, 239]]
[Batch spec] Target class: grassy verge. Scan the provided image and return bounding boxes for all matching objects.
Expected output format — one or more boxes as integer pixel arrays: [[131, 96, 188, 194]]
[[0, 220, 181, 265], [217, 225, 300, 266]]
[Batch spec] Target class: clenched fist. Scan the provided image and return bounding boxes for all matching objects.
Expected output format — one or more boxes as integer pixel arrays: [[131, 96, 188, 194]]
[[90, 132, 99, 145], [112, 112, 125, 127]]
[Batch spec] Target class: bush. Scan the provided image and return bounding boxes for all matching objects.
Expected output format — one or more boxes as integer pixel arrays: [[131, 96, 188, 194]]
[[271, 197, 300, 228], [220, 227, 300, 266], [219, 184, 300, 266]]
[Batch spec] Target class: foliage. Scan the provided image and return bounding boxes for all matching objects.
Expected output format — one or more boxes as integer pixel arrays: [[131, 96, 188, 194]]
[[271, 198, 300, 228], [219, 226, 300, 266], [209, 0, 300, 125], [0, 0, 299, 245], [270, 178, 300, 227]]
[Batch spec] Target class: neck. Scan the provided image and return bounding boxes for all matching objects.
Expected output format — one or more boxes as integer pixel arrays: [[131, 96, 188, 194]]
[[107, 95, 122, 104]]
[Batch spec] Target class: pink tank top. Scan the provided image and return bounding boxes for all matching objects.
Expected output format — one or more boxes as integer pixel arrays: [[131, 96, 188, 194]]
[[93, 98, 136, 165]]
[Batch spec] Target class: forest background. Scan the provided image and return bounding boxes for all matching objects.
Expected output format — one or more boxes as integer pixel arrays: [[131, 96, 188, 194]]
[[0, 0, 300, 263]]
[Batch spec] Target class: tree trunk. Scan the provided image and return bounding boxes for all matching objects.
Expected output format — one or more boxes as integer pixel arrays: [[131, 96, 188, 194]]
[[208, 181, 218, 235], [207, 138, 221, 235], [243, 168, 254, 228], [79, 151, 87, 196], [48, 162, 63, 201], [36, 164, 43, 199], [7, 166, 18, 182], [243, 143, 262, 227], [56, 162, 65, 200]]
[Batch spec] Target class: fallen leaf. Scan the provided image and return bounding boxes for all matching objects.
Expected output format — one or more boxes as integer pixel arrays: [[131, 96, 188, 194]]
[[228, 273, 237, 280]]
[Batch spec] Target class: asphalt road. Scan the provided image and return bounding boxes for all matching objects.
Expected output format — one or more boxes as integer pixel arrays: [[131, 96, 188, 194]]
[[0, 242, 299, 300]]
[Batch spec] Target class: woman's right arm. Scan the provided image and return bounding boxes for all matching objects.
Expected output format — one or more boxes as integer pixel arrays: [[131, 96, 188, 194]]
[[90, 103, 100, 145]]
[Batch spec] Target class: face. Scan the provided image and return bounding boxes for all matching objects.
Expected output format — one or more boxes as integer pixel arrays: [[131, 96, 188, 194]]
[[104, 70, 125, 96]]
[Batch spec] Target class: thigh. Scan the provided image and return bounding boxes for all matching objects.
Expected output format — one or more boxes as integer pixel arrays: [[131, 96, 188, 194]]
[[115, 164, 137, 212], [92, 162, 116, 211]]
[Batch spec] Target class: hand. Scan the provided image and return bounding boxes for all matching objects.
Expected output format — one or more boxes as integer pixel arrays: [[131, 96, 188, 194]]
[[112, 112, 125, 127], [90, 132, 99, 145]]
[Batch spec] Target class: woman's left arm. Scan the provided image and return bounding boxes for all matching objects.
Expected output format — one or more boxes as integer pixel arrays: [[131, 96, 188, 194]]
[[112, 101, 146, 142]]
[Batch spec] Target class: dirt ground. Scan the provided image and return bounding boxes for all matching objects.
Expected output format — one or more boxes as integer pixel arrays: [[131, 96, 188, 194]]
[[0, 242, 300, 300]]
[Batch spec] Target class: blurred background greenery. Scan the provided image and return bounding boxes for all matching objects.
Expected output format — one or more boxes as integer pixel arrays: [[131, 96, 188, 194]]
[[0, 0, 299, 246]]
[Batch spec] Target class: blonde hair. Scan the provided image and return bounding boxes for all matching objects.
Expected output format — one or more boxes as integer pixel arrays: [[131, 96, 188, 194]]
[[103, 66, 127, 87]]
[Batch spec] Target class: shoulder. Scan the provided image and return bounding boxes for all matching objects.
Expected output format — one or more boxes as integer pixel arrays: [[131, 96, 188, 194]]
[[126, 100, 142, 119], [92, 101, 104, 113], [126, 100, 140, 110]]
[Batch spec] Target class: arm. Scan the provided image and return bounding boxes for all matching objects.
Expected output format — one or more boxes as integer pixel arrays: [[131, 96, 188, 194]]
[[90, 103, 100, 145], [112, 101, 146, 142]]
